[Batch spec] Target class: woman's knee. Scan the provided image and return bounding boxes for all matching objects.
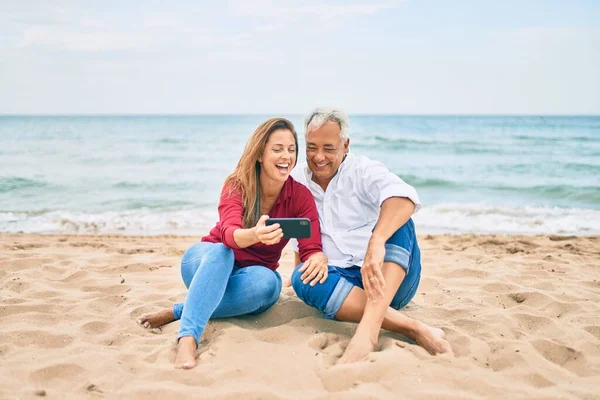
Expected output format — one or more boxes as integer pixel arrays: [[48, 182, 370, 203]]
[[180, 242, 233, 287], [181, 243, 205, 265], [250, 267, 282, 301]]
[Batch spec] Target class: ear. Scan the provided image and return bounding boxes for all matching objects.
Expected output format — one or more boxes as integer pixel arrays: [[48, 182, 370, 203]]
[[343, 138, 350, 153], [258, 155, 263, 163]]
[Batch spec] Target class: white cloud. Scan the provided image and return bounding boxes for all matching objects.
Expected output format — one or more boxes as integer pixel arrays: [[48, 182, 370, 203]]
[[229, 0, 397, 18], [229, 0, 399, 32], [0, 1, 597, 114]]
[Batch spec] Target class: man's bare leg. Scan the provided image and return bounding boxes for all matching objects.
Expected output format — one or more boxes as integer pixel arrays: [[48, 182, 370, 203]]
[[137, 308, 175, 329], [174, 336, 197, 369], [337, 262, 452, 363]]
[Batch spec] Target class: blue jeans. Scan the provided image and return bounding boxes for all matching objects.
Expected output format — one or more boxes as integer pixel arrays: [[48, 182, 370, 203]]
[[173, 242, 282, 345], [292, 218, 421, 319]]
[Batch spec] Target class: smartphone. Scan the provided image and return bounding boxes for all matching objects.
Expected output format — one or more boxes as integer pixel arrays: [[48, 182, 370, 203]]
[[265, 218, 311, 239]]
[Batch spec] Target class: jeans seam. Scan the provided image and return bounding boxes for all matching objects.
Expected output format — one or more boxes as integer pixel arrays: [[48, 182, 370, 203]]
[[392, 274, 420, 310], [181, 256, 203, 266]]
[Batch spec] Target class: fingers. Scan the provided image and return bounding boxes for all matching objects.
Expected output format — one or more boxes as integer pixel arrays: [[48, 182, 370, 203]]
[[362, 266, 385, 302], [256, 215, 283, 245], [298, 259, 312, 273], [373, 267, 386, 290], [259, 230, 283, 245], [310, 267, 327, 286], [370, 276, 385, 299], [255, 215, 283, 244], [319, 267, 328, 284], [301, 260, 328, 286], [305, 266, 327, 286], [300, 259, 316, 282], [256, 215, 269, 227], [260, 227, 282, 241], [362, 272, 375, 302], [258, 215, 281, 234], [283, 277, 292, 287]]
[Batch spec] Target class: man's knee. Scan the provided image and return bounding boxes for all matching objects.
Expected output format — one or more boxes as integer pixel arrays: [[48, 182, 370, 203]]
[[292, 263, 304, 297], [384, 218, 418, 274]]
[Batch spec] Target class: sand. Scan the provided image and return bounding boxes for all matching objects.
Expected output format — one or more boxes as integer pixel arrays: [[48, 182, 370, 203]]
[[1, 233, 599, 399]]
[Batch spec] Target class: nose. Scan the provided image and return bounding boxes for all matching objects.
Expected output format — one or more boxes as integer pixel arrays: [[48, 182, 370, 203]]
[[283, 148, 294, 160], [312, 150, 326, 163]]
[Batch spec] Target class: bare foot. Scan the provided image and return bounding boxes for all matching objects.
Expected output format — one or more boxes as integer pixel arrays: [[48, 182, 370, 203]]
[[414, 323, 453, 355], [337, 332, 377, 364], [175, 336, 197, 369], [137, 308, 175, 329]]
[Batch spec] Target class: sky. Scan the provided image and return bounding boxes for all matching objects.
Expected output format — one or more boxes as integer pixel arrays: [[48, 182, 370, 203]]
[[0, 0, 599, 115]]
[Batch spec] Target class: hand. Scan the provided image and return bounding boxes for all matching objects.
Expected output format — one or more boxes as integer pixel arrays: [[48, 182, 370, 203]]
[[254, 215, 283, 245], [361, 240, 386, 302], [299, 252, 328, 286]]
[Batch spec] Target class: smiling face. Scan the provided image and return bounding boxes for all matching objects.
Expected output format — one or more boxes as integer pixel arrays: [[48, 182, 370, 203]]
[[306, 121, 349, 189], [258, 129, 297, 185]]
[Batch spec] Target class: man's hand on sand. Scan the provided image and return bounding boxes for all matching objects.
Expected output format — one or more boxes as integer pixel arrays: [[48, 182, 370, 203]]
[[361, 240, 386, 301]]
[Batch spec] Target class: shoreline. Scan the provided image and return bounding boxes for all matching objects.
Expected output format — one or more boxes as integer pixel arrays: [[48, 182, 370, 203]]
[[1, 233, 599, 398]]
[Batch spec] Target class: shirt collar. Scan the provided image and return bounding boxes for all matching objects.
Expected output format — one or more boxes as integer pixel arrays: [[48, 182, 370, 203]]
[[273, 176, 293, 206]]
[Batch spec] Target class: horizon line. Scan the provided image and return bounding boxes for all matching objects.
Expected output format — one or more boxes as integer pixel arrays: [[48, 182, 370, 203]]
[[1, 113, 599, 117]]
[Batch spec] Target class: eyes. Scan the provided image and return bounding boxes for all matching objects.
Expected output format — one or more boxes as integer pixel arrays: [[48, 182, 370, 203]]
[[307, 146, 337, 153], [272, 145, 296, 153]]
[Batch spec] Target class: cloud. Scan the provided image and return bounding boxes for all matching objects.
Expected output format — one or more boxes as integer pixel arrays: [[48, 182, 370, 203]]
[[229, 0, 399, 32], [229, 0, 397, 17], [2, 1, 399, 54]]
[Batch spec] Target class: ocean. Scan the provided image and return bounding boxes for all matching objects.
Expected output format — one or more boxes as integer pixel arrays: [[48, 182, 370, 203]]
[[1, 115, 599, 236]]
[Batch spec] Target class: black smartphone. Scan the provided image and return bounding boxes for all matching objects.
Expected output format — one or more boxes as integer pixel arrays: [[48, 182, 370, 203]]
[[265, 218, 311, 239]]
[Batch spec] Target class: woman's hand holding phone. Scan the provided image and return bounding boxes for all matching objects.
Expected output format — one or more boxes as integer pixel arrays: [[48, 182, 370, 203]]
[[254, 215, 283, 245]]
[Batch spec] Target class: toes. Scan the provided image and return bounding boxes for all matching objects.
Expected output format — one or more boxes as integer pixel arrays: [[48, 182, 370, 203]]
[[182, 361, 195, 369]]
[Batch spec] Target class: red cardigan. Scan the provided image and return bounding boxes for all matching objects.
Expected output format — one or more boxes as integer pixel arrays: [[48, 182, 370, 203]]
[[202, 177, 322, 270]]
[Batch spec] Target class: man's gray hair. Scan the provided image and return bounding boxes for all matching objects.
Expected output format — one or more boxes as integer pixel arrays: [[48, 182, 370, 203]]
[[304, 107, 350, 140]]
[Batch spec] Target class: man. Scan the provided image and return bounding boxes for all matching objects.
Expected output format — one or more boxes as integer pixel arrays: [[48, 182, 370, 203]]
[[289, 107, 453, 363]]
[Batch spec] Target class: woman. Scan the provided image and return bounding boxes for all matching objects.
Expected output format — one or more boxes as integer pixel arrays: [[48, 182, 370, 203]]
[[137, 118, 327, 369]]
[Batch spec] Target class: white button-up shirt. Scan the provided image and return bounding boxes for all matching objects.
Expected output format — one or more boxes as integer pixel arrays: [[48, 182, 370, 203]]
[[291, 152, 421, 268]]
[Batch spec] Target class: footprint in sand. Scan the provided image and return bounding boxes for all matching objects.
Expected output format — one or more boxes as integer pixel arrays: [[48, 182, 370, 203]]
[[30, 363, 86, 384], [584, 326, 600, 340], [81, 321, 111, 335], [308, 333, 344, 352], [13, 331, 74, 349], [531, 339, 588, 376]]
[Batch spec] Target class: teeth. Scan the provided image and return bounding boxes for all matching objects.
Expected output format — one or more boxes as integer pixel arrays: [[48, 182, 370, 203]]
[[317, 163, 327, 167], [276, 164, 289, 168]]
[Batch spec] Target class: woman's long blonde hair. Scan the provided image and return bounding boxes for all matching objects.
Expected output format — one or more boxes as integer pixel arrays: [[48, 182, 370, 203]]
[[224, 118, 298, 228]]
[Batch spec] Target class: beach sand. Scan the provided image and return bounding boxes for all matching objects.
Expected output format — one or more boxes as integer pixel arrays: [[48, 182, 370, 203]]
[[1, 233, 599, 399]]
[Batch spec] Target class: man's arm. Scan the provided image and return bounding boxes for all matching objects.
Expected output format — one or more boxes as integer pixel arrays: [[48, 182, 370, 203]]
[[371, 197, 415, 245], [361, 197, 415, 301]]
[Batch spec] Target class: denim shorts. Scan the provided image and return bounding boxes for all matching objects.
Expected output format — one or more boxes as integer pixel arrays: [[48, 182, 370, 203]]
[[291, 218, 421, 319]]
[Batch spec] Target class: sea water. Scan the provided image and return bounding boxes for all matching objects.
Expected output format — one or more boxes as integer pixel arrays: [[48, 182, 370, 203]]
[[1, 115, 598, 235]]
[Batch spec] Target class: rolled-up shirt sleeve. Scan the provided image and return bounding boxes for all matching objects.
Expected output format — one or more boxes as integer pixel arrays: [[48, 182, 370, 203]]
[[218, 185, 244, 249], [294, 185, 323, 262], [359, 160, 422, 213]]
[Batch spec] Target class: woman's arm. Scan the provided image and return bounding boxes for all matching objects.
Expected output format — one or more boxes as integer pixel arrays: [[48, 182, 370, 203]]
[[232, 227, 259, 248], [218, 186, 283, 249], [233, 215, 283, 248]]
